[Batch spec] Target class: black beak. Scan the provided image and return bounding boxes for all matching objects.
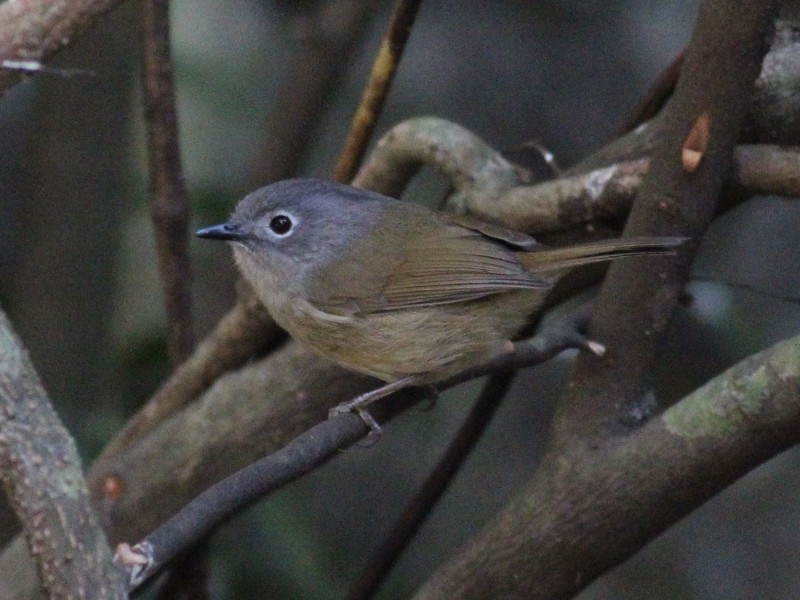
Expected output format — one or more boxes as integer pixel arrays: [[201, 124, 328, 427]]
[[196, 223, 243, 241]]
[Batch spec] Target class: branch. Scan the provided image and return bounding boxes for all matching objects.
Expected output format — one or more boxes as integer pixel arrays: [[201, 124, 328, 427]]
[[92, 281, 280, 473], [353, 115, 521, 199], [488, 145, 800, 235], [552, 0, 777, 441], [96, 315, 590, 575], [0, 309, 124, 598], [0, 0, 126, 95], [117, 393, 421, 592], [412, 333, 800, 599], [142, 0, 194, 367], [331, 0, 423, 183]]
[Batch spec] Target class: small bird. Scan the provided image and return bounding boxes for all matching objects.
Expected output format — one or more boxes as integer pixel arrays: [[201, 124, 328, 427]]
[[197, 178, 682, 426]]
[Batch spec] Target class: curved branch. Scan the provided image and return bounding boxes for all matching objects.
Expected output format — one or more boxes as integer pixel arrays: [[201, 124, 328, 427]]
[[352, 115, 521, 200], [412, 333, 800, 600], [0, 310, 124, 598]]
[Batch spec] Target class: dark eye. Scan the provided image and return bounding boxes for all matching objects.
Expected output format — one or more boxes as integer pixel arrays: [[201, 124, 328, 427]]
[[269, 214, 293, 235]]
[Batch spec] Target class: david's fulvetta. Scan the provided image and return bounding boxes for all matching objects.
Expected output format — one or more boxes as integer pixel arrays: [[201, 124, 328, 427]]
[[197, 178, 683, 426]]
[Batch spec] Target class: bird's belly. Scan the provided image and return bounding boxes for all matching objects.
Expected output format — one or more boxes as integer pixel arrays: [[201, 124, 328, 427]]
[[272, 294, 534, 383]]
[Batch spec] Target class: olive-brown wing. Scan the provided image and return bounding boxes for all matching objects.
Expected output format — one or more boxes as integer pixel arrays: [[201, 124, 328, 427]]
[[309, 218, 550, 315]]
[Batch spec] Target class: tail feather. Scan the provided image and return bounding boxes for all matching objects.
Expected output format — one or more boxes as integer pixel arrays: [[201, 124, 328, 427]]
[[519, 236, 686, 273]]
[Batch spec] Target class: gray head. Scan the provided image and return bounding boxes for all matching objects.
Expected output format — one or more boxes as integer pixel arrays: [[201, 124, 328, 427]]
[[196, 178, 397, 296]]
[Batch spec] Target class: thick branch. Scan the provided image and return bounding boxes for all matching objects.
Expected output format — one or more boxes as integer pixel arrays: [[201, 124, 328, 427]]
[[92, 281, 280, 475], [490, 145, 800, 234], [412, 334, 800, 600], [0, 310, 124, 598], [552, 0, 777, 441], [0, 0, 126, 94]]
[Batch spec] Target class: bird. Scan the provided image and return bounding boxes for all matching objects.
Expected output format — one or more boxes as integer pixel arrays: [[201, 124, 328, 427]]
[[197, 178, 683, 428]]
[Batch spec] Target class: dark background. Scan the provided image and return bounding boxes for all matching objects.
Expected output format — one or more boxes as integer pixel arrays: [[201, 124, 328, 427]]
[[1, 1, 799, 598]]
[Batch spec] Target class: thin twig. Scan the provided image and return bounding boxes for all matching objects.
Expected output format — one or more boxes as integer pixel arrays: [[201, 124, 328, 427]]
[[142, 0, 193, 367], [332, 0, 423, 183]]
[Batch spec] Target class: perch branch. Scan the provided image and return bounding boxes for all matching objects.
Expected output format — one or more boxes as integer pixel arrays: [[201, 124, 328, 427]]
[[112, 312, 596, 591], [0, 309, 124, 598]]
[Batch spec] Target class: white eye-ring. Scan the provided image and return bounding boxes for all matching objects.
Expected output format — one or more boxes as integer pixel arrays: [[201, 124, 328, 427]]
[[267, 212, 296, 238]]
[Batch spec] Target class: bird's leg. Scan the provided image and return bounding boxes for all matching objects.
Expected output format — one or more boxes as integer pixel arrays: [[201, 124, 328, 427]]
[[329, 375, 426, 435]]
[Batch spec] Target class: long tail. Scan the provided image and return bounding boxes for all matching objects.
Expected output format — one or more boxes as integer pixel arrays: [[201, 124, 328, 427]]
[[519, 236, 686, 272]]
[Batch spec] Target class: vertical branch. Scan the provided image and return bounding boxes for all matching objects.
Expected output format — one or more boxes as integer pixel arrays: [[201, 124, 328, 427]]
[[142, 0, 194, 366], [0, 309, 125, 598], [332, 0, 423, 183], [141, 1, 202, 596], [551, 0, 777, 444]]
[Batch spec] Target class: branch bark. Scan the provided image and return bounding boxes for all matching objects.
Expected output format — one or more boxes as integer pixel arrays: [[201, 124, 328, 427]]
[[553, 0, 777, 441], [142, 0, 194, 367], [0, 309, 124, 598], [412, 333, 800, 600]]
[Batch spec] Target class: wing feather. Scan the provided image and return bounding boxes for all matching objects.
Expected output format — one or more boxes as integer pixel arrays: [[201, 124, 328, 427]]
[[311, 215, 549, 314]]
